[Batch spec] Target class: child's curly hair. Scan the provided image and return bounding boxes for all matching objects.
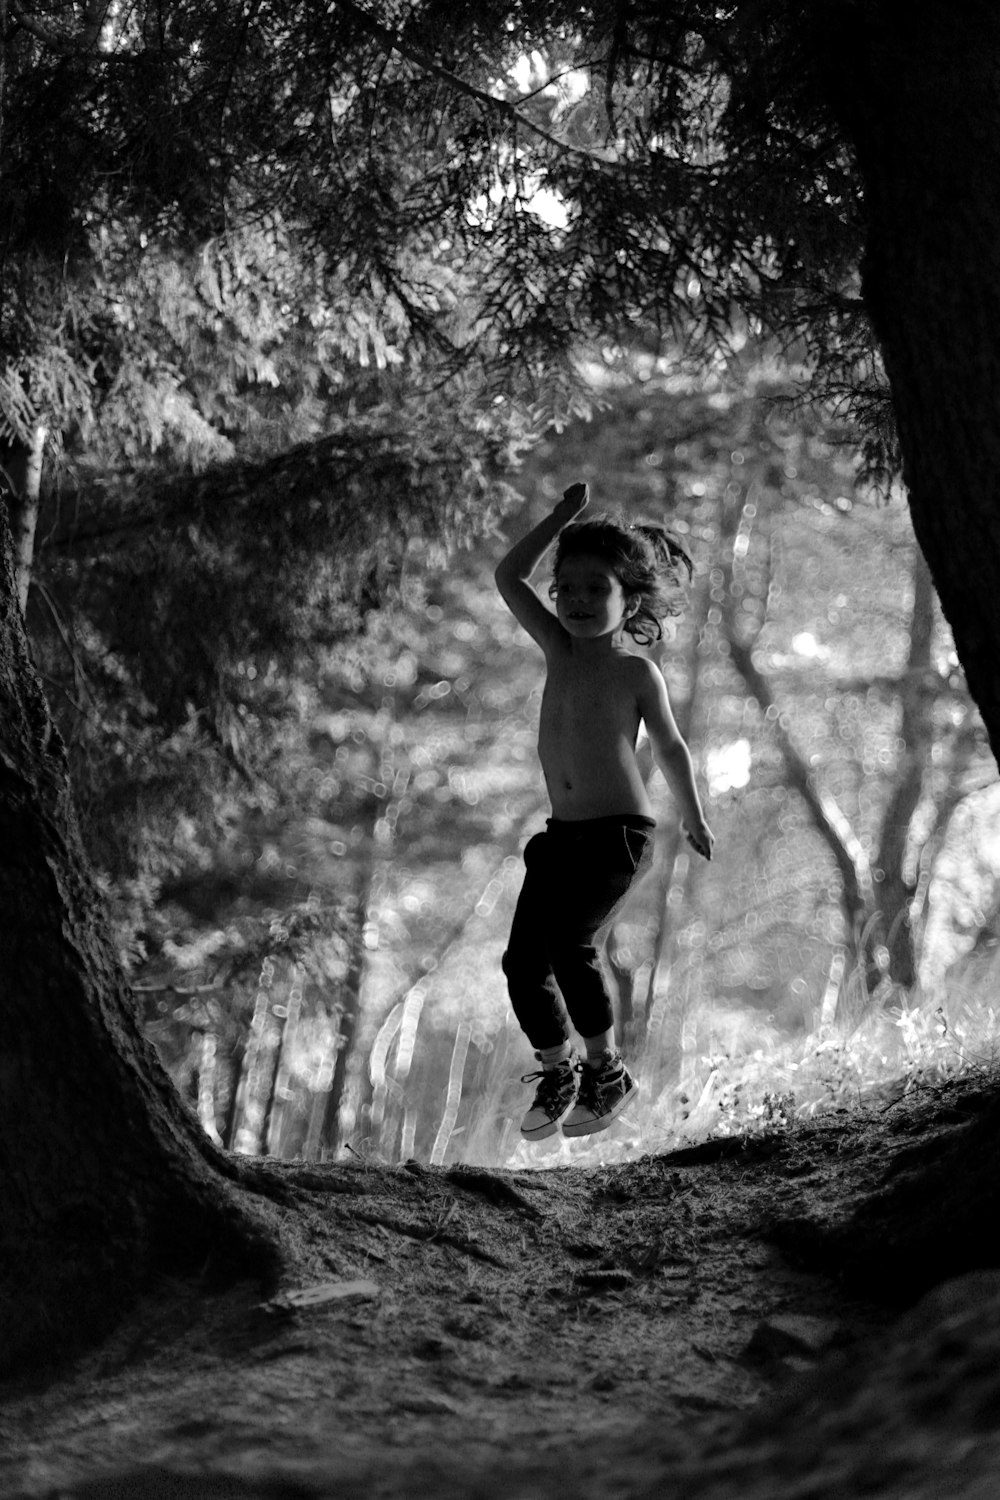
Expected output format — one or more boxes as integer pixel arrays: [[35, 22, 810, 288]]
[[550, 514, 693, 647]]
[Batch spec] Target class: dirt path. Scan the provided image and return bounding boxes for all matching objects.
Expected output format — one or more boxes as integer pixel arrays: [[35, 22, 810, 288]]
[[2, 1081, 999, 1499]]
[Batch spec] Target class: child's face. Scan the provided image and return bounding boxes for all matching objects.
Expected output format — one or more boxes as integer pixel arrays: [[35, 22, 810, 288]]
[[554, 553, 636, 639]]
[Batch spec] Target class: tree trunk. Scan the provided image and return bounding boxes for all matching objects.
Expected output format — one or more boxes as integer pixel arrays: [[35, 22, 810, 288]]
[[265, 965, 305, 1157], [0, 512, 277, 1374], [231, 954, 283, 1156], [605, 924, 638, 1037], [833, 4, 1000, 764], [1, 426, 46, 615], [429, 1020, 472, 1167], [872, 549, 936, 986], [315, 859, 375, 1158], [722, 576, 882, 991]]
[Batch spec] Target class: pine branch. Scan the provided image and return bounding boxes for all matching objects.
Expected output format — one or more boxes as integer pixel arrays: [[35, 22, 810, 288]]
[[37, 427, 439, 556], [33, 580, 95, 706], [334, 0, 621, 169], [7, 0, 107, 56]]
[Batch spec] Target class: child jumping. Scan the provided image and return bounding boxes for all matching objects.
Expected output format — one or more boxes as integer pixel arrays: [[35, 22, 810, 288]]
[[495, 481, 714, 1141]]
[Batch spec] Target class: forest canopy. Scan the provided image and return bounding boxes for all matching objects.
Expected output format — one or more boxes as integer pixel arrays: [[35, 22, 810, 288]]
[[9, 3, 1000, 751], [2, 1, 885, 461]]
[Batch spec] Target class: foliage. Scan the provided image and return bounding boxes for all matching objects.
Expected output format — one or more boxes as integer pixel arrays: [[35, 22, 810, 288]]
[[103, 534, 546, 1152], [674, 990, 1000, 1146], [1, 3, 898, 455], [12, 206, 533, 976]]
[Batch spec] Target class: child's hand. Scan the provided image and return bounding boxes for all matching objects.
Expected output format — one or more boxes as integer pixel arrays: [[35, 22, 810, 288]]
[[554, 482, 589, 524], [683, 818, 715, 861]]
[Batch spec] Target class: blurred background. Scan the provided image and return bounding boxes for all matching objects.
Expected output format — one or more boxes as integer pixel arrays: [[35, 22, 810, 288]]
[[21, 347, 1000, 1171]]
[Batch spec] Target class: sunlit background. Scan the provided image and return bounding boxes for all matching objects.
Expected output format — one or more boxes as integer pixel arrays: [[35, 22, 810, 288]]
[[117, 356, 1000, 1171]]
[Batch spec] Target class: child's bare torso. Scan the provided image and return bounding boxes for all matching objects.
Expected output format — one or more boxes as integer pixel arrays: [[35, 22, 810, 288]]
[[538, 645, 654, 821]]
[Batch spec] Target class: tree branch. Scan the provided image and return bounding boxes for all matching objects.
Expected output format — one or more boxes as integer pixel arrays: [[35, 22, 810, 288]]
[[33, 579, 95, 707], [7, 0, 101, 55], [334, 0, 620, 168], [725, 629, 875, 920], [719, 487, 875, 926]]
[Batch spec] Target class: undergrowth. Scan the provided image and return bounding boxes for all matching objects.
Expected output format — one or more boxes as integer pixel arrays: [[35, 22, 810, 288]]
[[680, 992, 1000, 1139], [502, 988, 1000, 1171]]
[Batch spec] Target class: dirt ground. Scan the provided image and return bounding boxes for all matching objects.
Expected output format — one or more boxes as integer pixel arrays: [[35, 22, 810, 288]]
[[3, 1077, 1000, 1500]]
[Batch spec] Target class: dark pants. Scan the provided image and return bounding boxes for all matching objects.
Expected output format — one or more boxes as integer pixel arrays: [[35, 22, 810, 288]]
[[502, 815, 655, 1051]]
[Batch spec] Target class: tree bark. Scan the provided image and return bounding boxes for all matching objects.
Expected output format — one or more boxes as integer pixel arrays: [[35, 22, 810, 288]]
[[316, 856, 376, 1159], [0, 510, 279, 1374], [832, 3, 1000, 763], [872, 549, 936, 986], [1, 426, 46, 615]]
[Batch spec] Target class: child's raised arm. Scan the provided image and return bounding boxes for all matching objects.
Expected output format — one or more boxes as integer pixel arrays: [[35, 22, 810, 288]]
[[494, 483, 588, 650]]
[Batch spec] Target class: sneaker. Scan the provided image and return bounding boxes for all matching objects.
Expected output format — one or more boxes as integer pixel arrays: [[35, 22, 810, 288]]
[[562, 1051, 638, 1137], [519, 1052, 579, 1140]]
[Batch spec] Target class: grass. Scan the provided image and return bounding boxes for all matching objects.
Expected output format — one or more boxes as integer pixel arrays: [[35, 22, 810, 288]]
[[675, 992, 1000, 1138], [486, 985, 1000, 1171]]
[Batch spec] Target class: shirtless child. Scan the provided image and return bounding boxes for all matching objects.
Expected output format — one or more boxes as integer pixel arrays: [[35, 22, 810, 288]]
[[495, 481, 714, 1139]]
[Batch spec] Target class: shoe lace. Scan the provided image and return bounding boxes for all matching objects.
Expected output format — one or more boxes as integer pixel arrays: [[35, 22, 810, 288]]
[[574, 1063, 599, 1110], [575, 1057, 622, 1109], [521, 1063, 571, 1099]]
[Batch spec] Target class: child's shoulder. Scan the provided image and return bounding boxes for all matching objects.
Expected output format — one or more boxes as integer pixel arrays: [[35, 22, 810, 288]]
[[617, 647, 661, 677], [618, 650, 666, 697]]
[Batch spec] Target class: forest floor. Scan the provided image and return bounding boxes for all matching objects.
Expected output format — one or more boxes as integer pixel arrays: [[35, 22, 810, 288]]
[[3, 1074, 1000, 1500]]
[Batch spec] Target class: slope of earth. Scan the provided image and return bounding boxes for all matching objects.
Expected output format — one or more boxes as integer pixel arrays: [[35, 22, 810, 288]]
[[1, 1075, 999, 1500]]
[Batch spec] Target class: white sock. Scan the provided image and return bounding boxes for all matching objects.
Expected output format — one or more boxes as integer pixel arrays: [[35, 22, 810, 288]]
[[582, 1029, 617, 1068], [538, 1040, 574, 1070]]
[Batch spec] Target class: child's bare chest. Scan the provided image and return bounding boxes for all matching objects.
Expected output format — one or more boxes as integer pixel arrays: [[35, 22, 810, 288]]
[[540, 659, 638, 737]]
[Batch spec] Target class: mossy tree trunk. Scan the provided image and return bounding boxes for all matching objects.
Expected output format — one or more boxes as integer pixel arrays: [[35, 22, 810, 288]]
[[0, 509, 279, 1375]]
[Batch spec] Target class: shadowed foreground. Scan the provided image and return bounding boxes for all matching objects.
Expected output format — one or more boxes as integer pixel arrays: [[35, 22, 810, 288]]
[[2, 1077, 999, 1500]]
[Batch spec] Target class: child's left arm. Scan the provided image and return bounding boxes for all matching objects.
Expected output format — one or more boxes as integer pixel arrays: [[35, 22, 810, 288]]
[[636, 659, 714, 860]]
